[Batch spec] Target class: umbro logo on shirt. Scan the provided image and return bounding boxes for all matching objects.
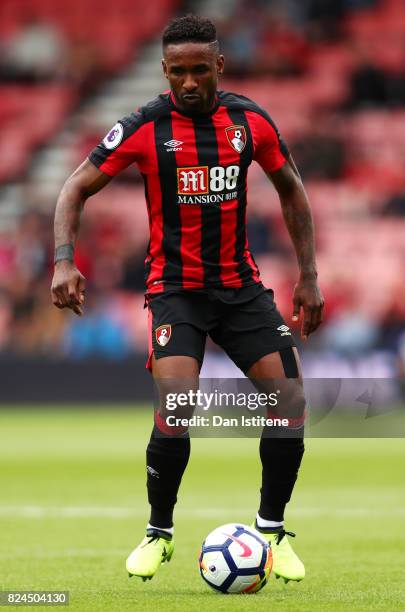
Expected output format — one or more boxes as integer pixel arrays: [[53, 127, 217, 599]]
[[277, 325, 291, 336], [164, 139, 183, 152]]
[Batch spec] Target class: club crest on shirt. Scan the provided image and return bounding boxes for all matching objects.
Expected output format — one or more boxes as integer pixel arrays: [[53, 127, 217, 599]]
[[103, 122, 124, 150], [225, 125, 247, 153], [156, 324, 172, 347]]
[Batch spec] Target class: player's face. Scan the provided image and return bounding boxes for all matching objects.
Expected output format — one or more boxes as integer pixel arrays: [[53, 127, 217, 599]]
[[162, 42, 224, 114]]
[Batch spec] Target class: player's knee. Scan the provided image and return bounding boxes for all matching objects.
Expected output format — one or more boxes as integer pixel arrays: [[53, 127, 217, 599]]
[[274, 382, 306, 420], [289, 385, 306, 419], [155, 378, 198, 420]]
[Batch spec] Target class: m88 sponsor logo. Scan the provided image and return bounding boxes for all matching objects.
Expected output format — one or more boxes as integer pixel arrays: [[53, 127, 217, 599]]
[[177, 165, 240, 204]]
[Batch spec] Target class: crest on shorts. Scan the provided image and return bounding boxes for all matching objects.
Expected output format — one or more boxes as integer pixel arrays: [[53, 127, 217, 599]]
[[156, 324, 172, 347], [225, 125, 247, 153]]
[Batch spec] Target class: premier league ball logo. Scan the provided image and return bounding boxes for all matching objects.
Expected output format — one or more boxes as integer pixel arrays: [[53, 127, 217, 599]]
[[225, 125, 247, 153]]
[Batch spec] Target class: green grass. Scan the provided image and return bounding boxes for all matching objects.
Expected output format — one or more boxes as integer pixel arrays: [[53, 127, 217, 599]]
[[0, 407, 405, 611]]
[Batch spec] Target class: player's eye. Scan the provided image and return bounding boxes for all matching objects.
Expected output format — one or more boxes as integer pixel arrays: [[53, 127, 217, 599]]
[[194, 65, 209, 74]]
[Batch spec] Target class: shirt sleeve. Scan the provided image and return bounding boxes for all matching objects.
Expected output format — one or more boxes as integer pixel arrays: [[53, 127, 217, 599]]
[[88, 112, 146, 176], [247, 111, 289, 174]]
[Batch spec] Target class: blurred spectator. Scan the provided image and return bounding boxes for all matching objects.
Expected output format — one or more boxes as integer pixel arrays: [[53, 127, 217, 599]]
[[291, 119, 345, 180], [248, 212, 289, 255], [65, 37, 106, 96], [346, 41, 405, 110], [345, 43, 388, 110], [8, 277, 67, 355], [120, 251, 149, 292], [0, 14, 67, 83], [381, 191, 405, 217], [322, 309, 379, 355], [219, 18, 258, 78], [377, 288, 405, 353], [247, 212, 271, 255], [14, 212, 49, 282], [304, 0, 346, 40], [63, 298, 132, 359], [257, 11, 310, 77], [398, 331, 405, 380], [347, 64, 387, 110], [0, 290, 12, 351]]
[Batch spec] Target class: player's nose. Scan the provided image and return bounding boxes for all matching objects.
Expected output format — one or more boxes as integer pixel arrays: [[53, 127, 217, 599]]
[[183, 74, 198, 91]]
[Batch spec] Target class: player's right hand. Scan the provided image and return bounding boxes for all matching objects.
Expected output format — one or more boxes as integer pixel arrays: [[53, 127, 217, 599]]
[[51, 261, 86, 316]]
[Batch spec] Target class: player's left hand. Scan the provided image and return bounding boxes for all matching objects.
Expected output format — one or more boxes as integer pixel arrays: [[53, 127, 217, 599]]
[[292, 278, 324, 340]]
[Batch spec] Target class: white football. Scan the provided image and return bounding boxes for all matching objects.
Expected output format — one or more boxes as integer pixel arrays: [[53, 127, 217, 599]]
[[199, 523, 272, 594]]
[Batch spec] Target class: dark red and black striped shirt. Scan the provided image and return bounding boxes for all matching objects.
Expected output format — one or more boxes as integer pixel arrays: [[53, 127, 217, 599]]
[[89, 90, 289, 294]]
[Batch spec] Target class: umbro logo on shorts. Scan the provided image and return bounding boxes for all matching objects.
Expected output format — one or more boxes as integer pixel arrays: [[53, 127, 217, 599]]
[[164, 139, 183, 152], [277, 325, 291, 336]]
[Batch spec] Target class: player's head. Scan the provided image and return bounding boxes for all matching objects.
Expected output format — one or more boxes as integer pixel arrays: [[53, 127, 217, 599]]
[[162, 14, 224, 114]]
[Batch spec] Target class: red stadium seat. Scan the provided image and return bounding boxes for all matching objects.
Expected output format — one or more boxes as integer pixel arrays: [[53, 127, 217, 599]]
[[0, 85, 76, 181]]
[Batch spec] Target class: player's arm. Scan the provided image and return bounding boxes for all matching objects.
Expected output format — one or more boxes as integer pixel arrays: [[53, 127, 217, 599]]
[[51, 159, 111, 316], [267, 158, 324, 339]]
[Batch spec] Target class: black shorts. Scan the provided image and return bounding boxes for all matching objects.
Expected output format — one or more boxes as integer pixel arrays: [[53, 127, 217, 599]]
[[146, 284, 296, 374]]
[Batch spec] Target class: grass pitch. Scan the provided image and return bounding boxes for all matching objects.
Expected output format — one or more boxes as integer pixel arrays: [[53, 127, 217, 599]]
[[0, 407, 405, 611]]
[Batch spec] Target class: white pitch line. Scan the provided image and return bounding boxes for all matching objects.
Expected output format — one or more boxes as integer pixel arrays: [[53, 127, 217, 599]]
[[0, 549, 127, 560], [0, 506, 404, 518]]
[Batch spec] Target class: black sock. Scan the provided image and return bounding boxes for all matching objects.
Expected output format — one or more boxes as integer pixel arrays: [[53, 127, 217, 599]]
[[146, 426, 190, 528], [259, 433, 304, 522]]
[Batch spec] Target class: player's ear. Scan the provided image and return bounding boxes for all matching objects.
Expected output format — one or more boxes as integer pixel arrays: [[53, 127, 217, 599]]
[[162, 58, 168, 79], [217, 54, 225, 76]]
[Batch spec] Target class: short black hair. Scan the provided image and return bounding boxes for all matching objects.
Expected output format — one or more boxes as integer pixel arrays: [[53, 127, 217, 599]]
[[162, 14, 217, 48]]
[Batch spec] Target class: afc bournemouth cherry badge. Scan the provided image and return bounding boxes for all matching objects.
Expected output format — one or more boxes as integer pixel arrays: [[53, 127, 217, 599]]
[[225, 125, 247, 153], [156, 324, 172, 347]]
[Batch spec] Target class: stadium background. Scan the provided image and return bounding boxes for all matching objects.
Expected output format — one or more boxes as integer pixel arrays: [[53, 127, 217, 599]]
[[1, 0, 405, 395], [1, 2, 405, 611]]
